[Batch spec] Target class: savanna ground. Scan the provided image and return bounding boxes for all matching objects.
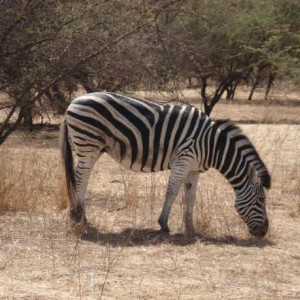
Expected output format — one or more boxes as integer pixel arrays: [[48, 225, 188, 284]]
[[0, 88, 299, 299]]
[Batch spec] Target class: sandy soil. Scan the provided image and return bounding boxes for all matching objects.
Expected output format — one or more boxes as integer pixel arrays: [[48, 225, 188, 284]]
[[0, 102, 299, 299]]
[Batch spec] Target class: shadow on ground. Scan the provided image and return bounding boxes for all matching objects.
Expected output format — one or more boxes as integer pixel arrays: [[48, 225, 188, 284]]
[[79, 223, 274, 248]]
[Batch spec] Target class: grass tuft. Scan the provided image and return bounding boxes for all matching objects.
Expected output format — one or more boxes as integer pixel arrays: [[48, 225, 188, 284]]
[[0, 145, 68, 213]]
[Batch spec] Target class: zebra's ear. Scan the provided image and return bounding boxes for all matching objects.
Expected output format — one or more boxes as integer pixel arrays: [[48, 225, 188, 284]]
[[248, 165, 260, 185]]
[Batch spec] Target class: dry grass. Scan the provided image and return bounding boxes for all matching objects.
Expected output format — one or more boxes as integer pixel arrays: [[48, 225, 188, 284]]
[[0, 102, 300, 299], [0, 146, 68, 213]]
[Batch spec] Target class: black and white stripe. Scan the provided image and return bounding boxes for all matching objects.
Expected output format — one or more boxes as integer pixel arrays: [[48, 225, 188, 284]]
[[61, 92, 271, 238]]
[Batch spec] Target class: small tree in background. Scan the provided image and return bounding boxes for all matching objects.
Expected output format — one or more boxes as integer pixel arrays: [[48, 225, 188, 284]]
[[151, 0, 300, 115]]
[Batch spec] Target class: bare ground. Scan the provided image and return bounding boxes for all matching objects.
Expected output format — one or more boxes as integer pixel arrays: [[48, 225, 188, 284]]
[[0, 100, 299, 299]]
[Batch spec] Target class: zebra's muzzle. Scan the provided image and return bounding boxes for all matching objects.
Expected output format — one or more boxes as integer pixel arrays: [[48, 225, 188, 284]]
[[249, 219, 269, 238]]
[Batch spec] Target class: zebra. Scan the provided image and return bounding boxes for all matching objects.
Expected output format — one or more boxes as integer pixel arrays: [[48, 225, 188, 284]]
[[60, 92, 271, 238]]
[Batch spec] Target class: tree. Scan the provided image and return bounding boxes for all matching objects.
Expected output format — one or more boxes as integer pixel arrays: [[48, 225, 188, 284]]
[[152, 0, 248, 115], [151, 0, 300, 114], [227, 0, 300, 100], [0, 0, 184, 144]]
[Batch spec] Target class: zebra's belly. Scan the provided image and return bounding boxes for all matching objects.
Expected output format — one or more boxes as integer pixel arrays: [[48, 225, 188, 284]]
[[105, 144, 201, 174], [105, 144, 170, 173]]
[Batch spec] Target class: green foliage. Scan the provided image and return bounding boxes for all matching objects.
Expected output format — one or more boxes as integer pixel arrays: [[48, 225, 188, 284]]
[[165, 0, 300, 111]]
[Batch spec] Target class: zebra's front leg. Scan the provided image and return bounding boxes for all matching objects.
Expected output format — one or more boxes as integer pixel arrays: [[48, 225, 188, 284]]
[[158, 159, 193, 233], [184, 172, 199, 236]]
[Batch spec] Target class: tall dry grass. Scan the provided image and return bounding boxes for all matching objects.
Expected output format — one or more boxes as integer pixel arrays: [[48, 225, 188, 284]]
[[0, 145, 68, 213], [90, 163, 245, 238]]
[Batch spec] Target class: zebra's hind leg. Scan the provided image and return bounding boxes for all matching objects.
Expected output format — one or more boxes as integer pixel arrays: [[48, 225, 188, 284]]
[[184, 172, 199, 236], [71, 152, 101, 226], [158, 158, 193, 234]]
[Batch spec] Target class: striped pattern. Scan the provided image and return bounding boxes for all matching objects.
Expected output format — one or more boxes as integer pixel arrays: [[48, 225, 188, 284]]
[[61, 92, 271, 238], [66, 93, 201, 172]]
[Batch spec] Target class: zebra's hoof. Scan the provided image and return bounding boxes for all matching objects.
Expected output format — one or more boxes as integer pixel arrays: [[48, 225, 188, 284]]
[[70, 206, 86, 223], [70, 216, 88, 236], [159, 227, 170, 234], [73, 221, 88, 237]]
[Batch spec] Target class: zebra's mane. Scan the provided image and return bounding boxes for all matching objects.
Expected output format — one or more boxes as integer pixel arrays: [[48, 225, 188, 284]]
[[214, 119, 243, 136], [214, 119, 271, 189]]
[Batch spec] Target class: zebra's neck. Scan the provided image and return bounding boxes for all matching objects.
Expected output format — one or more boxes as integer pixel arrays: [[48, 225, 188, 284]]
[[207, 120, 252, 191]]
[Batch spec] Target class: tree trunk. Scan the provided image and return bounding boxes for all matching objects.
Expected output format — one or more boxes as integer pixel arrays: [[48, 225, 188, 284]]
[[201, 78, 229, 116], [265, 70, 274, 100], [22, 105, 33, 129], [230, 80, 239, 100], [226, 79, 239, 101], [248, 71, 261, 101], [0, 105, 24, 145], [199, 76, 210, 115]]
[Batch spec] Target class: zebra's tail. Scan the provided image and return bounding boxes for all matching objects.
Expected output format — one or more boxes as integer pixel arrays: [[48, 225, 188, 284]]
[[60, 118, 77, 211]]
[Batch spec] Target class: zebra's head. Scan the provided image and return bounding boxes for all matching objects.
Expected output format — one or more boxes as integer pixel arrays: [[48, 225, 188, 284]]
[[235, 166, 270, 238]]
